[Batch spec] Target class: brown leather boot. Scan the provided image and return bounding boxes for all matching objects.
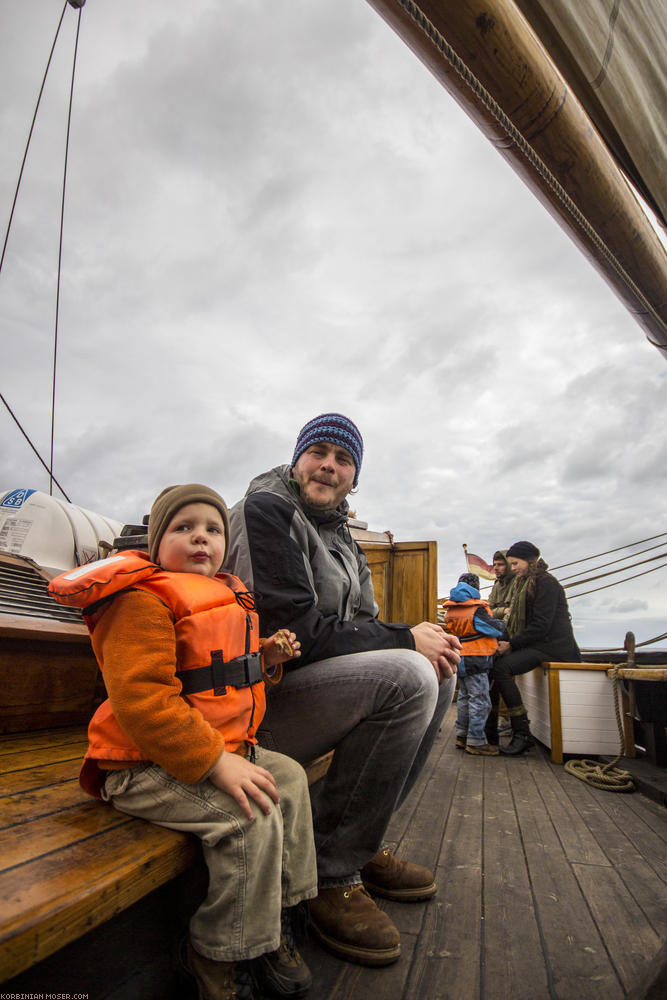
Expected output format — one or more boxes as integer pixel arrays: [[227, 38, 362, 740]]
[[361, 847, 436, 901], [181, 939, 256, 1000], [309, 884, 400, 966]]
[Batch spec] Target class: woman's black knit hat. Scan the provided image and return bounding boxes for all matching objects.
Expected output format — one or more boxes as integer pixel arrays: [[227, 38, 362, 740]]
[[507, 540, 540, 561]]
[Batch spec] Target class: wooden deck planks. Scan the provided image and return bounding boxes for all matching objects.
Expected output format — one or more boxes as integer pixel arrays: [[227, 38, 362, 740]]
[[482, 759, 551, 1000], [572, 863, 662, 993], [301, 706, 667, 1000], [510, 761, 623, 998], [546, 764, 667, 932], [2, 708, 665, 997], [412, 755, 485, 999]]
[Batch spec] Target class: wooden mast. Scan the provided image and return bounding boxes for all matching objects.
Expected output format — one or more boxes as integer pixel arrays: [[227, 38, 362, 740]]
[[364, 0, 667, 357]]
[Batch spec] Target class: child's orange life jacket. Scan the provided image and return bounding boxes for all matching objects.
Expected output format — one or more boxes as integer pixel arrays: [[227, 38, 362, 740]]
[[442, 599, 499, 657], [49, 551, 265, 797]]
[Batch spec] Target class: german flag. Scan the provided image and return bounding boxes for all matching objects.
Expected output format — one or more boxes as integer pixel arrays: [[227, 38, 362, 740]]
[[463, 545, 495, 580]]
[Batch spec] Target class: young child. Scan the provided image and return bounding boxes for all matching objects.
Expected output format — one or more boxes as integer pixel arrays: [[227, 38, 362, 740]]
[[49, 484, 317, 1000], [442, 572, 506, 757]]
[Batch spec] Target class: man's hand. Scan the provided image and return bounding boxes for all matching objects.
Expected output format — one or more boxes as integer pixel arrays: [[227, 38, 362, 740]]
[[411, 621, 461, 682], [208, 751, 280, 821]]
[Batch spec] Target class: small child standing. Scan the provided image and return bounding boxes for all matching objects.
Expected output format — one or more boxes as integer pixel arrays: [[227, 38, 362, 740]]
[[50, 484, 317, 1000], [443, 572, 506, 757]]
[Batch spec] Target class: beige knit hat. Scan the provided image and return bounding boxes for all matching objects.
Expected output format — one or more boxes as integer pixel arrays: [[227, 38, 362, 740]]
[[148, 484, 230, 564]]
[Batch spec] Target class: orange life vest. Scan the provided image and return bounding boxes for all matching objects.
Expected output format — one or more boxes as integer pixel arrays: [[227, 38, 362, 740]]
[[49, 551, 265, 796], [443, 599, 498, 656]]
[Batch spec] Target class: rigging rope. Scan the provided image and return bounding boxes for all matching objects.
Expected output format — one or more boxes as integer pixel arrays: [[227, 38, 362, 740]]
[[567, 559, 667, 599], [550, 531, 667, 571], [0, 2, 69, 277], [393, 0, 667, 342], [50, 3, 83, 497], [563, 551, 667, 589], [557, 540, 667, 581], [0, 392, 71, 502], [582, 630, 667, 653], [0, 1, 82, 502]]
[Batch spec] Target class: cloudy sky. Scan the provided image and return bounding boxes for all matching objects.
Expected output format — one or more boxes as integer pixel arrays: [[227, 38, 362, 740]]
[[2, 0, 666, 649]]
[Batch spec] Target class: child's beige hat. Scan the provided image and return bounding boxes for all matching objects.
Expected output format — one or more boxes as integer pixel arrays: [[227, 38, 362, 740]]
[[148, 484, 230, 563]]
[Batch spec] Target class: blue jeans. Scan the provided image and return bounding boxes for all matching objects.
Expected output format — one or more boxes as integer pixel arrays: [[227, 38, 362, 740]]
[[456, 673, 492, 746], [257, 648, 454, 882], [101, 747, 317, 961]]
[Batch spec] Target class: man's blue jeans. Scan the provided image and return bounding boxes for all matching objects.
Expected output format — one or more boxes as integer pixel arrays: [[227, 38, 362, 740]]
[[257, 648, 455, 882]]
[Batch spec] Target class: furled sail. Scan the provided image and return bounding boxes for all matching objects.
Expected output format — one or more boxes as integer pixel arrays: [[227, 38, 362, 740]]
[[365, 0, 667, 356], [514, 0, 666, 228]]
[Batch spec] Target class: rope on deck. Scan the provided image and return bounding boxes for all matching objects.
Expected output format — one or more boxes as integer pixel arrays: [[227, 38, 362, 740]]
[[564, 663, 635, 793]]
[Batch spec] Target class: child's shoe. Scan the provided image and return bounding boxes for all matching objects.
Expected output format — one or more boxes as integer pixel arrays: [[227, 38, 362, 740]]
[[455, 735, 466, 749], [181, 938, 256, 1000], [252, 907, 312, 997], [465, 743, 500, 756]]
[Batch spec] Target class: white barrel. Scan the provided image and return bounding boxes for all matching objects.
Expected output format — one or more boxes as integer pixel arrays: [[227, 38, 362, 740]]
[[0, 488, 123, 572]]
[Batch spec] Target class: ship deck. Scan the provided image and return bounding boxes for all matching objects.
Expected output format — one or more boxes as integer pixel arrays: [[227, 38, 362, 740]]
[[299, 704, 667, 1000]]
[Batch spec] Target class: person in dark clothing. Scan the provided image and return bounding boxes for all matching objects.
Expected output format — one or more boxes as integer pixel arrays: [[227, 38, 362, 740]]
[[487, 540, 580, 755], [226, 413, 461, 967], [487, 550, 516, 620]]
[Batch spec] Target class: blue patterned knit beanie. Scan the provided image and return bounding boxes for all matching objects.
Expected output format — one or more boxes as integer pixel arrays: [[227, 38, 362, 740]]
[[291, 413, 363, 486]]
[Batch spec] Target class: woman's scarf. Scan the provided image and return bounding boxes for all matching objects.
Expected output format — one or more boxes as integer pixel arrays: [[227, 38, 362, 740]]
[[506, 576, 528, 637], [505, 559, 549, 637]]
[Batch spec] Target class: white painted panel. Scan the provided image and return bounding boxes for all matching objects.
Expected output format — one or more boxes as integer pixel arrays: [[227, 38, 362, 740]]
[[516, 666, 623, 756], [516, 670, 552, 748]]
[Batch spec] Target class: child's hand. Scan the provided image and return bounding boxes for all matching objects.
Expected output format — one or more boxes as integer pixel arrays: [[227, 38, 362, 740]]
[[209, 751, 279, 821], [262, 629, 301, 668]]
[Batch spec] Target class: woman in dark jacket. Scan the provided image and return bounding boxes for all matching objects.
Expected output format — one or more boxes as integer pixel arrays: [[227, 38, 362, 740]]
[[487, 541, 580, 755]]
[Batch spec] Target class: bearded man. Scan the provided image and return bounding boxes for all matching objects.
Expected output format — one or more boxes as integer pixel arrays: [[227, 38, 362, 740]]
[[226, 413, 460, 967]]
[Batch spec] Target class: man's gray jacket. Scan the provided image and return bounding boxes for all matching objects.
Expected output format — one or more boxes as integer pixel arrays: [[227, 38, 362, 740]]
[[225, 465, 414, 666]]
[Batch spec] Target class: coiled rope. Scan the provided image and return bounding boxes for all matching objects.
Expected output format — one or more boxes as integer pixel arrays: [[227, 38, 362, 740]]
[[564, 634, 636, 793]]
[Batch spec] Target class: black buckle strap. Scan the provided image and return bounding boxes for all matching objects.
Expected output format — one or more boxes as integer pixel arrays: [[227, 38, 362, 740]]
[[176, 650, 263, 696]]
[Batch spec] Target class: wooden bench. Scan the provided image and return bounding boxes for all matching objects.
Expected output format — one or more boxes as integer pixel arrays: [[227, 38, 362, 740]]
[[0, 725, 332, 987], [0, 725, 200, 984]]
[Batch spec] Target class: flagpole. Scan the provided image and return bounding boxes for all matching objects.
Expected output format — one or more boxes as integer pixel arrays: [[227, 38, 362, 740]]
[[462, 543, 468, 572]]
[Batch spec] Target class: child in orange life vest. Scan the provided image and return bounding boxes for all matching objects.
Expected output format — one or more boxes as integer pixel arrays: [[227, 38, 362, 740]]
[[443, 573, 506, 758], [49, 484, 317, 1000]]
